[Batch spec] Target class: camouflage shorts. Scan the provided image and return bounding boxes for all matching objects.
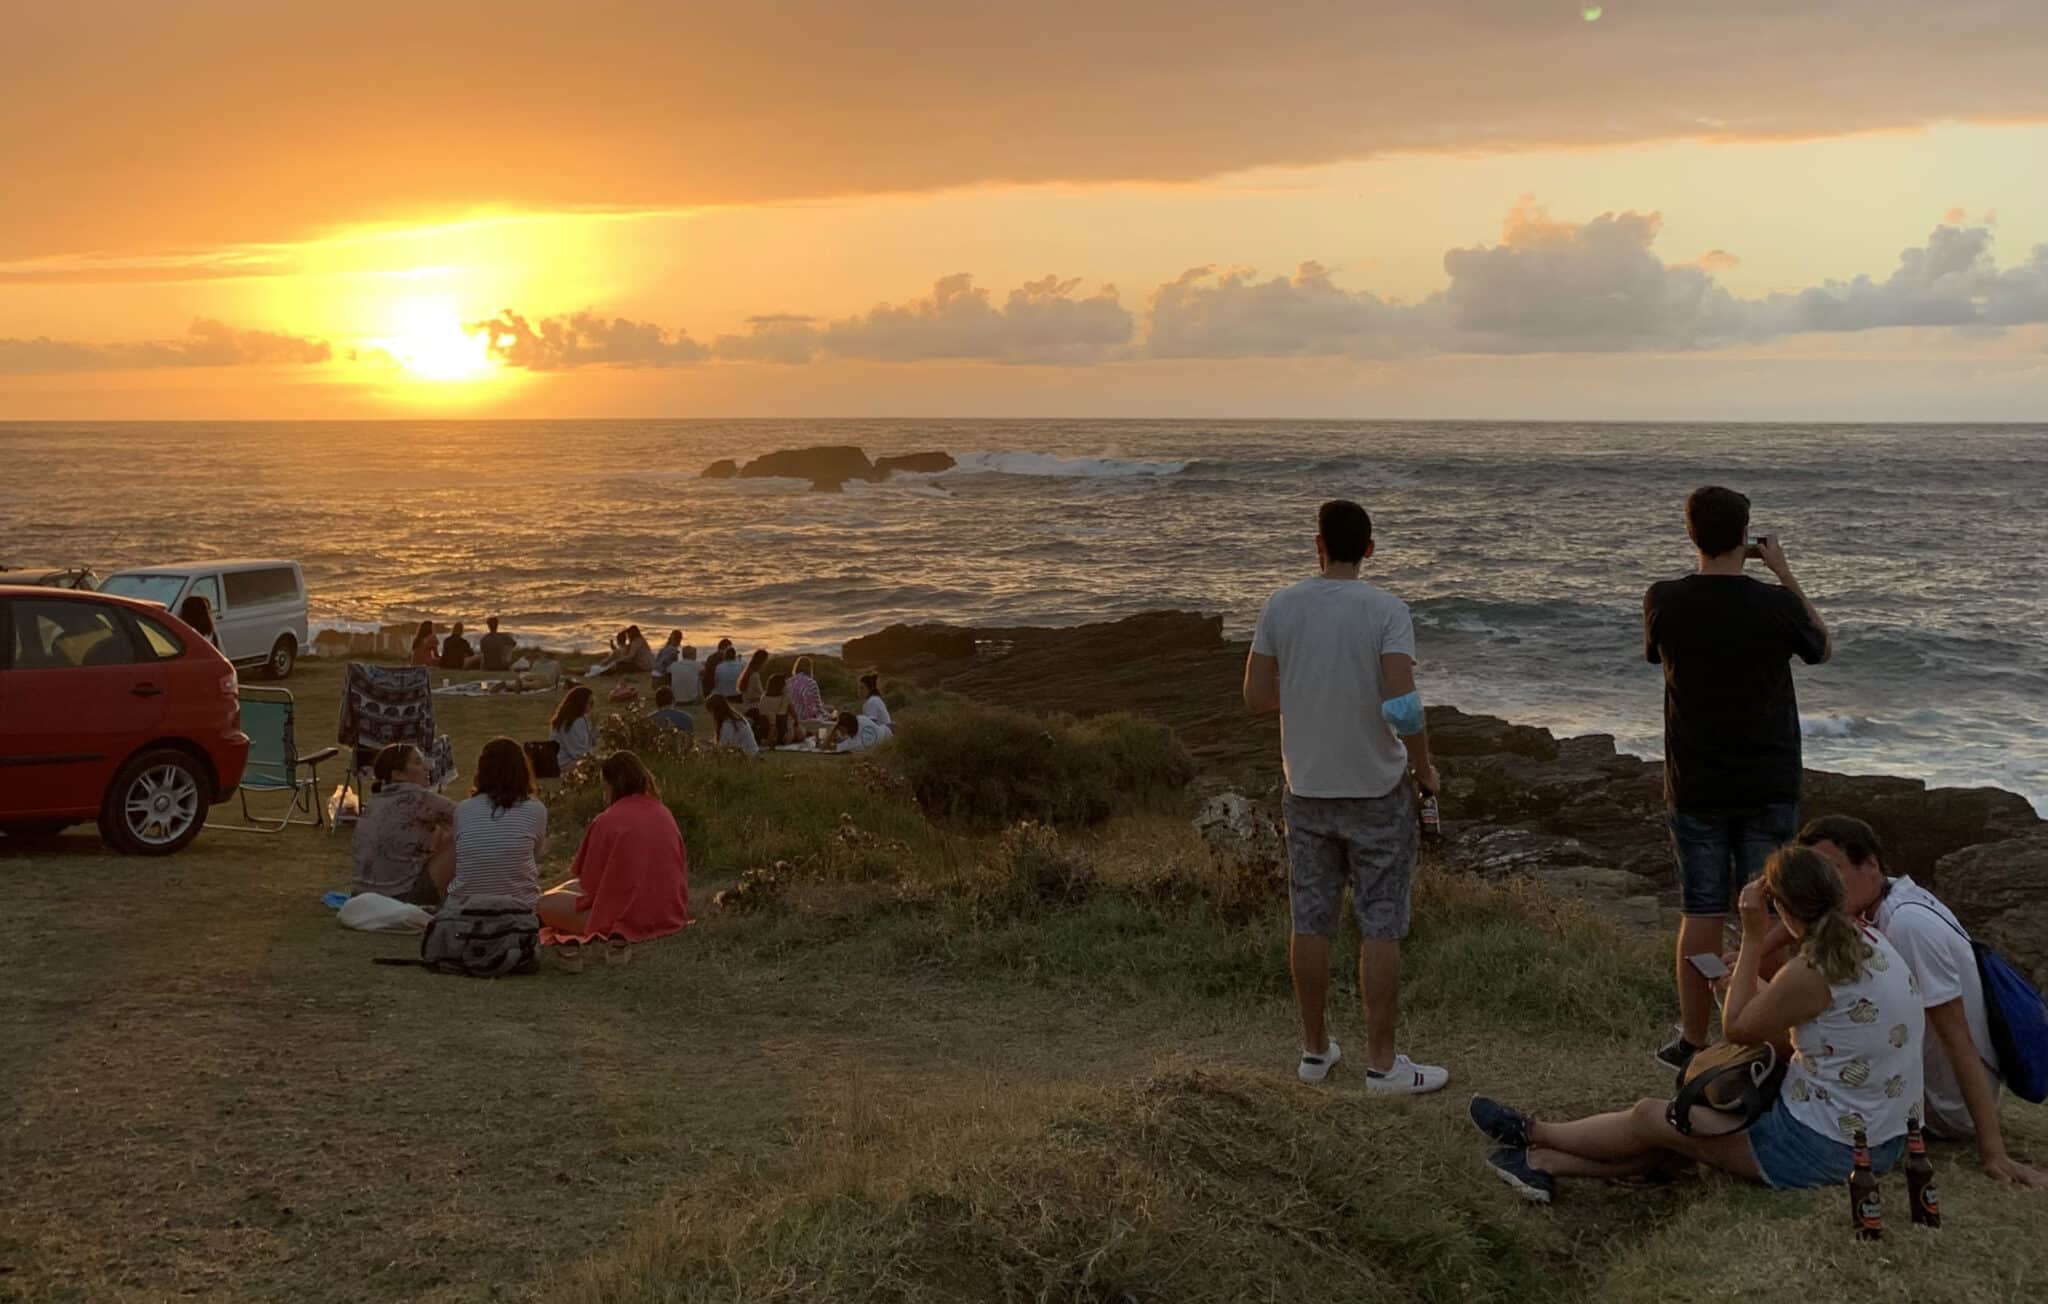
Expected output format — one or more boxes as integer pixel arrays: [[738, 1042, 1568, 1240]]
[[1282, 787, 1418, 941]]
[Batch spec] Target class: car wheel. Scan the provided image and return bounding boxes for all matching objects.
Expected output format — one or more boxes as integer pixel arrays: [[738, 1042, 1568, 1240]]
[[264, 635, 297, 680], [98, 749, 211, 855]]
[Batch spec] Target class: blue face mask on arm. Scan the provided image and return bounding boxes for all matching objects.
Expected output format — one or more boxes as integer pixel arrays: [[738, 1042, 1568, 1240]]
[[1381, 690, 1424, 737]]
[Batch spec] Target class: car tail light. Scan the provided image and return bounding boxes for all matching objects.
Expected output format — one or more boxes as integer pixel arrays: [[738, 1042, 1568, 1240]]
[[219, 673, 237, 697]]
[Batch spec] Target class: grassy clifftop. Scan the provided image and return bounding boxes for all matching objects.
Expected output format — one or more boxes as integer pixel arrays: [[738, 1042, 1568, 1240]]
[[5, 657, 2046, 1302]]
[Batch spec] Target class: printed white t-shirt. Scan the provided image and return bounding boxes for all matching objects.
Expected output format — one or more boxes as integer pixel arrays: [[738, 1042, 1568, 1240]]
[[1250, 575, 1416, 799], [1874, 877, 1999, 1137], [1781, 924, 1924, 1147]]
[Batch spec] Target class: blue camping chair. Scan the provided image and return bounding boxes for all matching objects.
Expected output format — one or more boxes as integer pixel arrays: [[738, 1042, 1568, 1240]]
[[207, 685, 341, 833]]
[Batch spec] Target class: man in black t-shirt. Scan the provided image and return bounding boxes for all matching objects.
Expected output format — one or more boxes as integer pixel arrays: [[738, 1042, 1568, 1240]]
[[438, 621, 475, 671], [1643, 485, 1830, 1072], [478, 616, 517, 672]]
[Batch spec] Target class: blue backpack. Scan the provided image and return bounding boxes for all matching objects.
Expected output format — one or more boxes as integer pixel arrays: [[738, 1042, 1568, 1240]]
[[1901, 901, 2048, 1104]]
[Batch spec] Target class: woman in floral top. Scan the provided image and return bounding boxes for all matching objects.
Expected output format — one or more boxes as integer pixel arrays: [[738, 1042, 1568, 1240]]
[[350, 743, 456, 904]]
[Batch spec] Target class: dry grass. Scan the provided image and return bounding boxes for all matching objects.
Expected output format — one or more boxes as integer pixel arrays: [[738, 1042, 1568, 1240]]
[[6, 658, 2048, 1301]]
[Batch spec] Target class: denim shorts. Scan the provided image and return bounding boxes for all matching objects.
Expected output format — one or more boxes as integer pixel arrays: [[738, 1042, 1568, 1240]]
[[1747, 1098, 1904, 1190], [1668, 802, 1798, 916], [1283, 787, 1418, 941]]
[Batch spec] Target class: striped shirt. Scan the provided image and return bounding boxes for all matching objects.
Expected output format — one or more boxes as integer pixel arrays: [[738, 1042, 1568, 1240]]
[[449, 795, 547, 910], [787, 673, 825, 721]]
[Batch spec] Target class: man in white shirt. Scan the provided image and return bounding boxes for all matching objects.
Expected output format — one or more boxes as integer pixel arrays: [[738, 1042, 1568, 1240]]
[[1244, 499, 1446, 1094], [1799, 814, 2046, 1187]]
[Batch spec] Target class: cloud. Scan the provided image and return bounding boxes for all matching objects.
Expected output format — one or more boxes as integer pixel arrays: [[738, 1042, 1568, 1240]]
[[0, 318, 331, 374], [1145, 262, 1416, 358], [470, 310, 706, 369], [7, 2, 2048, 257], [1780, 225, 2048, 331], [498, 276, 1133, 369], [1438, 199, 1752, 352], [818, 274, 1132, 364]]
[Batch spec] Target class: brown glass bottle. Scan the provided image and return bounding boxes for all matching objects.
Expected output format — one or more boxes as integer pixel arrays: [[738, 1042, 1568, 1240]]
[[1904, 1118, 1940, 1228], [1850, 1129, 1883, 1240]]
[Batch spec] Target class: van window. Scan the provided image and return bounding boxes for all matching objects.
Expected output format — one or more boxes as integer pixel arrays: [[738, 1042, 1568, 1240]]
[[188, 574, 222, 615], [223, 566, 299, 607], [6, 599, 140, 669], [100, 573, 189, 606]]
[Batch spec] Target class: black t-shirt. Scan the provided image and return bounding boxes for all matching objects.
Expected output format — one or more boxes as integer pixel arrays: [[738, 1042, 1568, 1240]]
[[438, 635, 474, 669], [478, 631, 516, 670], [1643, 574, 1827, 811]]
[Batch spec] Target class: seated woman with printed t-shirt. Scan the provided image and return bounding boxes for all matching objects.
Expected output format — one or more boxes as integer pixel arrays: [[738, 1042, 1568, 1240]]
[[1469, 845, 1922, 1202]]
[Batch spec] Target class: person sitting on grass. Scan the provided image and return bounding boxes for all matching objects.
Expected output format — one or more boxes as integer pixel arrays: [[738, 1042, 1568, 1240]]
[[667, 643, 702, 704], [410, 620, 439, 666], [350, 742, 455, 906], [711, 643, 745, 699], [737, 648, 771, 704], [1796, 814, 2048, 1187], [592, 625, 655, 677], [438, 621, 474, 671], [537, 751, 691, 970], [831, 709, 891, 753], [859, 672, 892, 727], [787, 655, 826, 722], [478, 616, 517, 672], [649, 684, 695, 733], [652, 628, 684, 680], [550, 685, 598, 766], [754, 673, 800, 745], [707, 694, 759, 756], [447, 738, 547, 911], [1470, 845, 1922, 1202]]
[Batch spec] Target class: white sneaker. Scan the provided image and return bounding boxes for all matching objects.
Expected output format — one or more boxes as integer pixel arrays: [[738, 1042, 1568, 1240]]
[[1364, 1054, 1449, 1095], [1298, 1037, 1341, 1084]]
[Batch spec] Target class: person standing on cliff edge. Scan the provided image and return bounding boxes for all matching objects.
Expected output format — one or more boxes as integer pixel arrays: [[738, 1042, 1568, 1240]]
[[1645, 485, 1831, 1073], [1244, 499, 1447, 1093]]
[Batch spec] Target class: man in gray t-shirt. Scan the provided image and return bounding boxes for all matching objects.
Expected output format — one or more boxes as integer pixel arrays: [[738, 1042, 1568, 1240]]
[[1245, 499, 1447, 1095]]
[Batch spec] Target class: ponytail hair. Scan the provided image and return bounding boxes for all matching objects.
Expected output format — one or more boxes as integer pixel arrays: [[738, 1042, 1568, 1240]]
[[1764, 845, 1872, 986], [370, 742, 420, 794]]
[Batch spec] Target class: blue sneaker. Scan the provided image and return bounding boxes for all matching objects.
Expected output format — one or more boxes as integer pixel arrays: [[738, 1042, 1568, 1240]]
[[1469, 1096, 1533, 1150], [1485, 1145, 1555, 1204]]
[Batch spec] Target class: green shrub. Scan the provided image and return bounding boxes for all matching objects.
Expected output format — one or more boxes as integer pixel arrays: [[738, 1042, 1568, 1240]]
[[886, 703, 1193, 827], [954, 822, 1097, 928]]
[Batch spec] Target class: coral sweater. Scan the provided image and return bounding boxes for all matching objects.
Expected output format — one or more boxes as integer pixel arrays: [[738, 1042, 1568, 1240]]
[[546, 794, 692, 944]]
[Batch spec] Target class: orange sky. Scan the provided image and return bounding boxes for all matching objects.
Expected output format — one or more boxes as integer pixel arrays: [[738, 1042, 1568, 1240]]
[[5, 1, 2048, 419]]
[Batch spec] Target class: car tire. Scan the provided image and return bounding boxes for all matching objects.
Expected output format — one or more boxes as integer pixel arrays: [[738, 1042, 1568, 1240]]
[[263, 635, 297, 680], [98, 749, 211, 855]]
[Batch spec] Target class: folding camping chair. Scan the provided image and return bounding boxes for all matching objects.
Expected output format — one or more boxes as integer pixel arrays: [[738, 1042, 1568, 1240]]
[[334, 662, 457, 827], [206, 685, 340, 832]]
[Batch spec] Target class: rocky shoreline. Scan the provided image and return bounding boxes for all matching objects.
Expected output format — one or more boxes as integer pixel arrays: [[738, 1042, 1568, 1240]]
[[849, 610, 2048, 982]]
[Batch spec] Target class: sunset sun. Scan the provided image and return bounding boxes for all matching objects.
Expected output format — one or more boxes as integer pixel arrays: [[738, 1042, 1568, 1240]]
[[379, 297, 495, 383]]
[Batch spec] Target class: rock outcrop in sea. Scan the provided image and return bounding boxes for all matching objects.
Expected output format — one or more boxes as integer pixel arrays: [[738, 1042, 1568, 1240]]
[[858, 609, 2048, 981], [698, 445, 957, 491]]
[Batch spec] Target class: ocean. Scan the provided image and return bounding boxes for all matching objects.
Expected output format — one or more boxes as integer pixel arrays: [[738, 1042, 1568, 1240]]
[[5, 419, 2044, 811]]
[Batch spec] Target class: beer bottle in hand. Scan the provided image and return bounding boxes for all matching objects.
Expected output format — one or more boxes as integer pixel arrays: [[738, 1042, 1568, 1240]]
[[1905, 1118, 1940, 1228], [1849, 1129, 1883, 1240], [1419, 795, 1442, 839]]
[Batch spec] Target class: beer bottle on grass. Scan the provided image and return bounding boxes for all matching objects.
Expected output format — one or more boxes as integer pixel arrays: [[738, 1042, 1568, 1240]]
[[1849, 1129, 1883, 1240], [1905, 1118, 1940, 1228]]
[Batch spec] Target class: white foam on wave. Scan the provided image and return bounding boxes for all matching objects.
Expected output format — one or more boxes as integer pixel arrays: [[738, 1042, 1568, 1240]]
[[1801, 714, 1877, 739], [944, 451, 1189, 479]]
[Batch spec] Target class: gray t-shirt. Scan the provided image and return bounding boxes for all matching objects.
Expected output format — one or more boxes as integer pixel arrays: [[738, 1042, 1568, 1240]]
[[1251, 575, 1417, 799]]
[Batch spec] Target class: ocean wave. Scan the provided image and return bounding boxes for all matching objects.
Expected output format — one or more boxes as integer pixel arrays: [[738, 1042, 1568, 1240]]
[[1801, 713, 1881, 740], [944, 451, 1188, 479]]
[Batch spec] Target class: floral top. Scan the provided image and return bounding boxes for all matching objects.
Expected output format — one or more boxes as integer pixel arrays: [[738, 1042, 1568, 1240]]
[[1781, 923, 1924, 1147], [351, 781, 455, 901]]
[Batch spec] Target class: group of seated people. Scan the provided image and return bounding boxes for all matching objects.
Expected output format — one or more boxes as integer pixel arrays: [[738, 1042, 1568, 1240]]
[[410, 617, 519, 671], [1473, 814, 2043, 1201], [350, 736, 691, 966]]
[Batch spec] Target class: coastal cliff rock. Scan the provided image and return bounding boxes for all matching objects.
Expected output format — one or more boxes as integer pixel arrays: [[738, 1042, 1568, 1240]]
[[739, 445, 875, 490], [906, 609, 2043, 931], [875, 451, 956, 476], [701, 459, 739, 479], [1930, 829, 2048, 987]]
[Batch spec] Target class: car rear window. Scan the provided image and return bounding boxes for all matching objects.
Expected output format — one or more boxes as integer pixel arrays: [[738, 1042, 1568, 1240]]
[[100, 574, 189, 606], [134, 614, 186, 659], [6, 599, 140, 669], [223, 566, 299, 607]]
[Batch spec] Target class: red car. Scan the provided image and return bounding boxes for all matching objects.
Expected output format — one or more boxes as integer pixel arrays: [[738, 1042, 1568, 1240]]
[[1, 585, 249, 854]]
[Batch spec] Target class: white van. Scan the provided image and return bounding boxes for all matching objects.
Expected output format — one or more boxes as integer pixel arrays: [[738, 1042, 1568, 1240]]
[[99, 559, 309, 679]]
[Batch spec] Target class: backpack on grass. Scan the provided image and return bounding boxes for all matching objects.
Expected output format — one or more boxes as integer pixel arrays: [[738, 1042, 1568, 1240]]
[[1667, 1041, 1786, 1135], [1901, 902, 2048, 1104], [373, 895, 540, 977]]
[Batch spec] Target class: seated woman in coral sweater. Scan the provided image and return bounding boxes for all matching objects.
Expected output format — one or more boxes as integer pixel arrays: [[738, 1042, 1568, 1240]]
[[537, 751, 691, 966]]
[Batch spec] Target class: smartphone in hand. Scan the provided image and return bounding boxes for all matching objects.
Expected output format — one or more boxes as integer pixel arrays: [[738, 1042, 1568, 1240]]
[[1743, 535, 1768, 560], [1687, 953, 1730, 981]]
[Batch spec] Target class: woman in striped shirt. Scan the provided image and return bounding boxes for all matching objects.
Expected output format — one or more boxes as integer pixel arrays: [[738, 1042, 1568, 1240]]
[[448, 738, 548, 911]]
